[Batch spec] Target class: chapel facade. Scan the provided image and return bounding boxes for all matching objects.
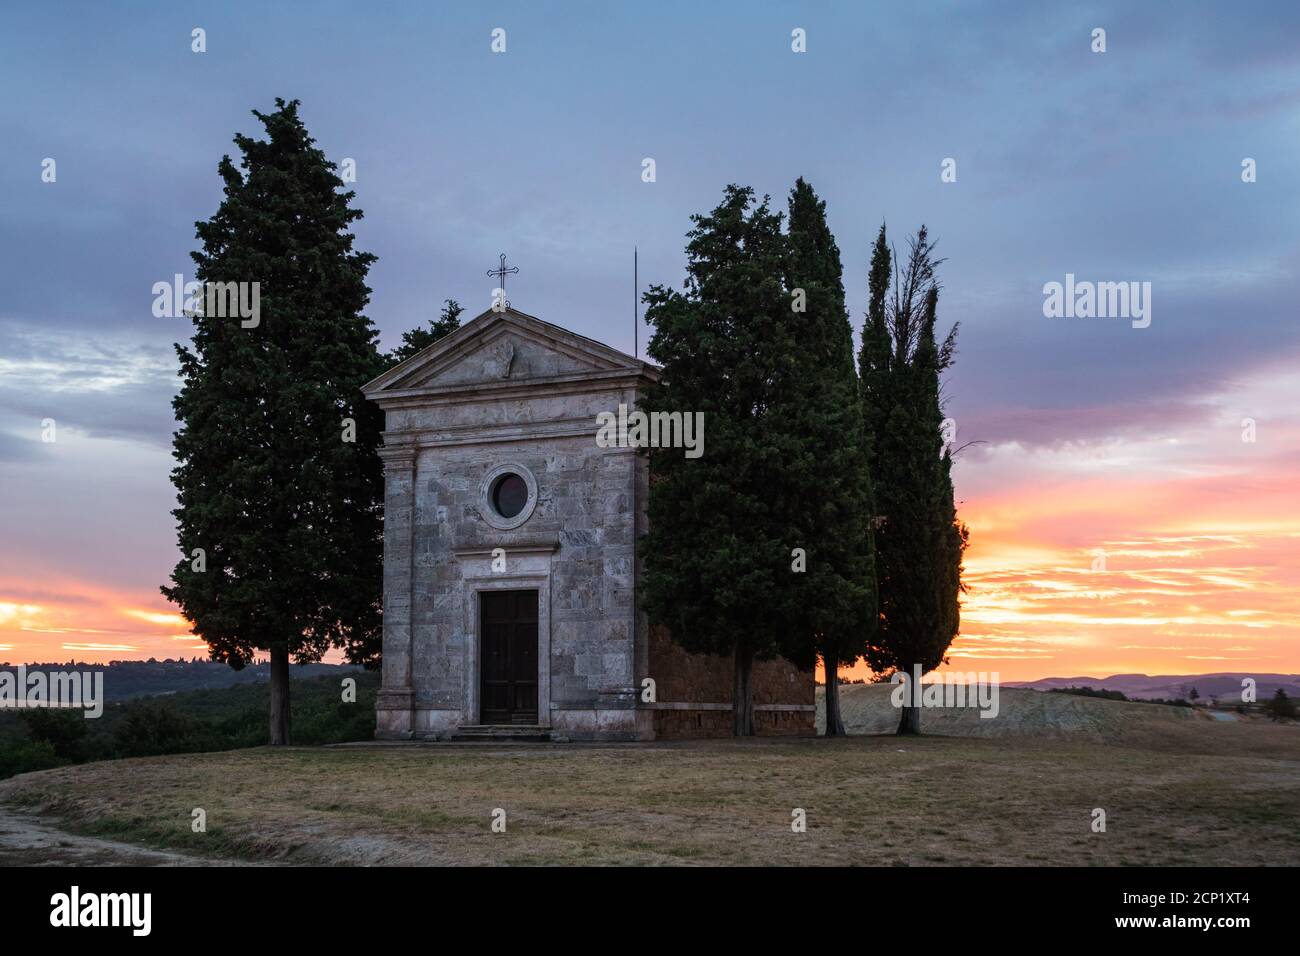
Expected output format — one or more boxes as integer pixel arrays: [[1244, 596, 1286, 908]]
[[362, 307, 814, 741]]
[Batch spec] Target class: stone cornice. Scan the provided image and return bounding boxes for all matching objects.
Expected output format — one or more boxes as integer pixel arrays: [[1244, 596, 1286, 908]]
[[378, 415, 647, 451], [377, 446, 417, 469], [452, 539, 561, 557], [368, 366, 655, 411]]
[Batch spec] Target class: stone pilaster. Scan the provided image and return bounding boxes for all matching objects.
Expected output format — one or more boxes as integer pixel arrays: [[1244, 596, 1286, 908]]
[[376, 444, 416, 738]]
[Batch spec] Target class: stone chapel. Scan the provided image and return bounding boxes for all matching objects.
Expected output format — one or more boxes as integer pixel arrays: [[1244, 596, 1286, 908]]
[[362, 307, 814, 741]]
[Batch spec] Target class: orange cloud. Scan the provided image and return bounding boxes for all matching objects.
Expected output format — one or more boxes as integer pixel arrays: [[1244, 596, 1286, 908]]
[[839, 364, 1300, 682], [122, 608, 190, 628], [0, 577, 201, 664]]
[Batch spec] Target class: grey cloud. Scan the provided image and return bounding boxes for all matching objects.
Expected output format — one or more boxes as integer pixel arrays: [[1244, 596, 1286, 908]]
[[0, 430, 48, 463], [0, 320, 179, 448]]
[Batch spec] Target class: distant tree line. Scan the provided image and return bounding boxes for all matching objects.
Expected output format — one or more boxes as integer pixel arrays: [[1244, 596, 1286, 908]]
[[0, 672, 379, 779], [0, 659, 359, 702], [1048, 686, 1195, 707]]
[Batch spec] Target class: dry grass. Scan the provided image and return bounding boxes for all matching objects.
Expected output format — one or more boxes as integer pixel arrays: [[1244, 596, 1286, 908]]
[[818, 685, 1205, 741], [2, 706, 1297, 866]]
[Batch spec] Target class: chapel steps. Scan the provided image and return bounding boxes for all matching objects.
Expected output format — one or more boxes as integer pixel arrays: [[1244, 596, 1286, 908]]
[[449, 724, 552, 742]]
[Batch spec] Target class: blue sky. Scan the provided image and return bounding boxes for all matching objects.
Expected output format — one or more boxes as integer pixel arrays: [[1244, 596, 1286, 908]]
[[2, 1, 1298, 673]]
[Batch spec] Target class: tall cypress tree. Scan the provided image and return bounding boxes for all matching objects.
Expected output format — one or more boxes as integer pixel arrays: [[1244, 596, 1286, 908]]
[[919, 287, 969, 714], [784, 179, 876, 736], [859, 225, 967, 734], [641, 185, 805, 736], [162, 99, 385, 744]]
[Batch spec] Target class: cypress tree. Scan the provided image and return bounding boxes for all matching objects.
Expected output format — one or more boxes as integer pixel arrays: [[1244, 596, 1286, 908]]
[[859, 226, 967, 734], [640, 185, 805, 736], [1265, 688, 1297, 721], [783, 179, 876, 736], [162, 99, 385, 744], [389, 298, 463, 365]]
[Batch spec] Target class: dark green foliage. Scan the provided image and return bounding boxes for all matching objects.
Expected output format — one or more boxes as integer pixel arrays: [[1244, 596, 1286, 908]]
[[0, 740, 59, 779], [0, 660, 356, 701], [783, 179, 876, 735], [1049, 686, 1130, 702], [641, 183, 887, 735], [858, 225, 968, 733], [0, 672, 380, 779], [1265, 688, 1296, 721], [162, 99, 386, 742], [19, 709, 91, 761], [389, 298, 463, 365], [113, 701, 218, 757], [640, 185, 811, 734]]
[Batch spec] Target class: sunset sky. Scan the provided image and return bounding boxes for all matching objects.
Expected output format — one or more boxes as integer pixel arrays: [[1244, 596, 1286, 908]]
[[1, 1, 1297, 680]]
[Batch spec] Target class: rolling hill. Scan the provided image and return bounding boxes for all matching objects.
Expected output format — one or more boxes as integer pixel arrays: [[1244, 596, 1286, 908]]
[[816, 683, 1206, 742], [1002, 672, 1300, 702]]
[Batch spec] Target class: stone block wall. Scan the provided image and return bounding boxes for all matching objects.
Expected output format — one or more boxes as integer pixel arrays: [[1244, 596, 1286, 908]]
[[408, 430, 640, 733]]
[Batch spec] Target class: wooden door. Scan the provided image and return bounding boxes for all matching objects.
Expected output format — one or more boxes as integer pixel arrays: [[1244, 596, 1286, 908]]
[[479, 589, 539, 724]]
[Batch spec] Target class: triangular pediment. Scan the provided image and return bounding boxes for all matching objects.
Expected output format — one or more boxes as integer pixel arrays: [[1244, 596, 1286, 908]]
[[363, 308, 656, 400]]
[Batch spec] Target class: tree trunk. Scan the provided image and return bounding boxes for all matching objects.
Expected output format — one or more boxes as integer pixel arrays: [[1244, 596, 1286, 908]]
[[823, 655, 846, 736], [733, 644, 755, 736], [269, 642, 291, 746], [896, 664, 922, 735]]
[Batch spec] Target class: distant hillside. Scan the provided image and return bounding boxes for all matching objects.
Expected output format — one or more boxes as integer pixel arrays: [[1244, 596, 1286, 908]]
[[0, 670, 381, 779], [816, 683, 1202, 742], [1003, 672, 1300, 702], [0, 659, 363, 702]]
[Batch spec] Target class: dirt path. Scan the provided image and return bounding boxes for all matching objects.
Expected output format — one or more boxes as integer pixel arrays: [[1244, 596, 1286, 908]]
[[0, 805, 237, 866]]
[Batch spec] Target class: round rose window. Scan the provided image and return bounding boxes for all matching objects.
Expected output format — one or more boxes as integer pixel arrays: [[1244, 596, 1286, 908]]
[[491, 472, 528, 519]]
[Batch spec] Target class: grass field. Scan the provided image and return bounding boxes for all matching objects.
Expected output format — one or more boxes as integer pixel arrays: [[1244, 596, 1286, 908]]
[[1, 688, 1296, 866]]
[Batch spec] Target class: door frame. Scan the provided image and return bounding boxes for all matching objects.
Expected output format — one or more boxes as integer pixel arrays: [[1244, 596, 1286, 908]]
[[464, 573, 551, 728], [477, 588, 540, 724]]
